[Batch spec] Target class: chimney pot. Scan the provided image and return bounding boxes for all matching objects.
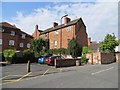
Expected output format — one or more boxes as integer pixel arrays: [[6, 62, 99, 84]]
[[53, 22, 58, 27], [64, 17, 71, 24]]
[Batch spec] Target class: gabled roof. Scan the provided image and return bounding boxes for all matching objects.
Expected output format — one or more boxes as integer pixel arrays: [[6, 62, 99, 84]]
[[88, 42, 100, 52], [40, 18, 81, 34], [0, 22, 20, 29]]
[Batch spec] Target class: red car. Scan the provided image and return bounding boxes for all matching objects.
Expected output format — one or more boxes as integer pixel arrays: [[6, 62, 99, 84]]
[[45, 56, 65, 66]]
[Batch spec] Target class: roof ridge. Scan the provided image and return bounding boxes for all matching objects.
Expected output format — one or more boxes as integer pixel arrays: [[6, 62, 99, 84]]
[[40, 17, 81, 34], [0, 22, 19, 29]]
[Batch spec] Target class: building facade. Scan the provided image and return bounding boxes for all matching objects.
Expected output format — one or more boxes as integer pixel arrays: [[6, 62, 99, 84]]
[[33, 17, 88, 49], [0, 22, 33, 52]]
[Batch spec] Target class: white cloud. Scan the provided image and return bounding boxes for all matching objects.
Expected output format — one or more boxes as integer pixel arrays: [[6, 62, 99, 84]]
[[7, 2, 118, 42]]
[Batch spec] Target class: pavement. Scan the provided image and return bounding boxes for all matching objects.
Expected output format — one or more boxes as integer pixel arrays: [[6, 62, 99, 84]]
[[1, 62, 119, 88]]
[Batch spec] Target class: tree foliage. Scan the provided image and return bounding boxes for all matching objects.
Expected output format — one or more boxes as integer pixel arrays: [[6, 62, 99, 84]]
[[99, 34, 119, 53], [30, 37, 49, 57], [67, 38, 82, 58], [82, 46, 91, 55], [3, 49, 15, 58]]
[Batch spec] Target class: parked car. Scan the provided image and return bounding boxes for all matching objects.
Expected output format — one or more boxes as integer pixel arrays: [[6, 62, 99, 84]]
[[38, 56, 50, 64], [45, 56, 65, 66]]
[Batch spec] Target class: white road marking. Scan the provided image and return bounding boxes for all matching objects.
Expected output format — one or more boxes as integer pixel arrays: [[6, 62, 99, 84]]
[[91, 67, 114, 75]]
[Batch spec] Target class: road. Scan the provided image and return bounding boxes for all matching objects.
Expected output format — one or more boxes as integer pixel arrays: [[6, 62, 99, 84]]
[[1, 63, 118, 88]]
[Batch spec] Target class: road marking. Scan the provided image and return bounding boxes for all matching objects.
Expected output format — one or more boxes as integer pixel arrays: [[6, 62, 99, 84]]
[[91, 67, 114, 75], [0, 75, 10, 80], [41, 69, 49, 77], [17, 72, 32, 81]]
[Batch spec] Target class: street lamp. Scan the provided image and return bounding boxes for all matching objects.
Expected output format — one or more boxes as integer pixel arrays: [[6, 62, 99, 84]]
[[60, 14, 68, 56], [59, 14, 68, 71]]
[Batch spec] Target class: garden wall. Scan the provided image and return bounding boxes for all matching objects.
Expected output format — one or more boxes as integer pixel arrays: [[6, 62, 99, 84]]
[[55, 59, 81, 67], [86, 52, 115, 64]]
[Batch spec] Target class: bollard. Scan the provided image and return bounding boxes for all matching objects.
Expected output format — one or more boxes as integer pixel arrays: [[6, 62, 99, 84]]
[[27, 60, 31, 73]]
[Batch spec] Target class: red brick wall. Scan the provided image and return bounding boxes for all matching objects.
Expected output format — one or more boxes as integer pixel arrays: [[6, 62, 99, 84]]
[[75, 19, 88, 48], [2, 30, 33, 51]]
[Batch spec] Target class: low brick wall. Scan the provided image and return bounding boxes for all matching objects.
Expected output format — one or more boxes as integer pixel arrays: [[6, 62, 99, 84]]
[[55, 59, 81, 68], [86, 52, 115, 64], [101, 53, 115, 64]]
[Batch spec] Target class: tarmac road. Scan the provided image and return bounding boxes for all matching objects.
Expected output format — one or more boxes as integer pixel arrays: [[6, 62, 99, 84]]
[[1, 62, 119, 88]]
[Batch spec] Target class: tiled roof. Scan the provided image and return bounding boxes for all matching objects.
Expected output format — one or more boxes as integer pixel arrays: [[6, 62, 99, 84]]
[[40, 18, 81, 34], [88, 43, 100, 52], [0, 22, 20, 29]]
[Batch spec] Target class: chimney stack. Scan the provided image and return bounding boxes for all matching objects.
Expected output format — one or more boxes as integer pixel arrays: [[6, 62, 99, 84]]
[[35, 25, 38, 30], [64, 17, 71, 24], [88, 37, 91, 46], [53, 22, 58, 27]]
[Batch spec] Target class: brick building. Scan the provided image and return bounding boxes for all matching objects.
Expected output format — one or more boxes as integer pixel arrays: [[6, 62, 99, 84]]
[[32, 17, 88, 49], [0, 22, 33, 52]]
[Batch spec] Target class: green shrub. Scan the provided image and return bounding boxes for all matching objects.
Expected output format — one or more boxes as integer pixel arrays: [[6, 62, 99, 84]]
[[3, 49, 15, 64], [81, 55, 88, 64]]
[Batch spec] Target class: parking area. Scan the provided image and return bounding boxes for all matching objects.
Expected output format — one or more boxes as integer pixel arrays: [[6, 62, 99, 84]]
[[1, 62, 118, 88], [1, 63, 62, 84]]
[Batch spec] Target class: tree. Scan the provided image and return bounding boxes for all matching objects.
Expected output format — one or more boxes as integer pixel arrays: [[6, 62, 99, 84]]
[[67, 38, 82, 58], [3, 49, 15, 64], [99, 33, 119, 53], [31, 37, 49, 57], [82, 46, 91, 55]]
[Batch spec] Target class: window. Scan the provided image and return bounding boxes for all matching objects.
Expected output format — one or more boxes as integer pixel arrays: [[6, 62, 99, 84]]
[[20, 43, 24, 47], [54, 40, 57, 48], [9, 40, 14, 46], [10, 31, 15, 36], [0, 27, 4, 32], [66, 26, 71, 32], [0, 39, 2, 45], [67, 39, 70, 45], [54, 31, 58, 35], [27, 43, 30, 48], [22, 34, 26, 39]]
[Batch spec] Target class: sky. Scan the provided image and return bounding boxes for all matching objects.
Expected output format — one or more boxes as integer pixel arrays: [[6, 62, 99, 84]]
[[1, 0, 119, 42]]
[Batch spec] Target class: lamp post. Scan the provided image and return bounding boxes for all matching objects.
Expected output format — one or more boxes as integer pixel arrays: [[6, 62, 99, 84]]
[[60, 14, 68, 56], [59, 14, 68, 71]]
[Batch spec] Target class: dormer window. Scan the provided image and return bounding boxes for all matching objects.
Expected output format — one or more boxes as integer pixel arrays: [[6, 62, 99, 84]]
[[22, 34, 26, 39], [10, 31, 15, 36]]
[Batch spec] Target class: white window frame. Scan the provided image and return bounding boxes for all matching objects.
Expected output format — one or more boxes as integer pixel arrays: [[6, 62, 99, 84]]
[[54, 31, 58, 35], [22, 34, 26, 39], [10, 31, 15, 36], [66, 26, 71, 32], [20, 43, 24, 48], [9, 40, 15, 46], [27, 43, 30, 48], [0, 39, 2, 45], [54, 40, 57, 48], [0, 27, 4, 32]]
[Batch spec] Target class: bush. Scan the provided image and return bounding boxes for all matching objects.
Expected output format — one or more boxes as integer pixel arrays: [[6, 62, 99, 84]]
[[68, 38, 82, 58], [48, 48, 67, 55], [81, 55, 88, 64], [23, 49, 35, 63], [3, 49, 15, 64]]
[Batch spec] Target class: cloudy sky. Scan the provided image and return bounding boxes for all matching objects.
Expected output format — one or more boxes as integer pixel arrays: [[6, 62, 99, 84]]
[[1, 0, 119, 42]]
